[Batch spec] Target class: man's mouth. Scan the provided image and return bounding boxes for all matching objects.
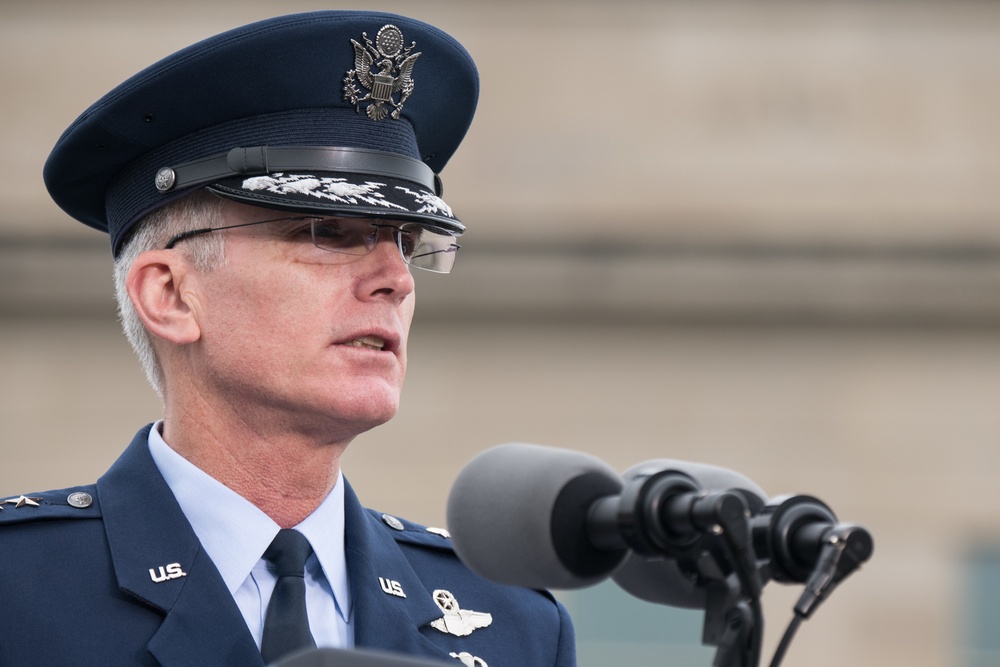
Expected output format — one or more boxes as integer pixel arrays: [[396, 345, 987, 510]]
[[348, 335, 386, 351]]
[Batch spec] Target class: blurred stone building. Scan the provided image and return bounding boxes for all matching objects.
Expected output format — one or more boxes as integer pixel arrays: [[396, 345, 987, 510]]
[[2, 1, 1000, 665]]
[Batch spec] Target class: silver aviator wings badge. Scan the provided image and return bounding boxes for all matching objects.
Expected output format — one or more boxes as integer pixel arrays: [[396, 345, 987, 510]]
[[429, 590, 493, 637]]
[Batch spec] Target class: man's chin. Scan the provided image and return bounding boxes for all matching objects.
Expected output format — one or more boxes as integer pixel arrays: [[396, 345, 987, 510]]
[[327, 394, 400, 434]]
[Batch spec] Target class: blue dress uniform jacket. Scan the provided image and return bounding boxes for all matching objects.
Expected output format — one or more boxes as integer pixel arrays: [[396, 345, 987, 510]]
[[0, 425, 575, 666]]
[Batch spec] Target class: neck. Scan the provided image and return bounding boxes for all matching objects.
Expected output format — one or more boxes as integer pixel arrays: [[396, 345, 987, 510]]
[[160, 404, 352, 528]]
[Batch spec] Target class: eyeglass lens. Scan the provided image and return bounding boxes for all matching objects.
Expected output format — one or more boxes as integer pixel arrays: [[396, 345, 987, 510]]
[[309, 219, 459, 273]]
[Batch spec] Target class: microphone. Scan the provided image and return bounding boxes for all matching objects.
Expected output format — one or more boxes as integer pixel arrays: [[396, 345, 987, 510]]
[[750, 495, 874, 617], [446, 443, 628, 590], [447, 444, 766, 594], [447, 444, 872, 614], [447, 443, 874, 667], [610, 459, 768, 609]]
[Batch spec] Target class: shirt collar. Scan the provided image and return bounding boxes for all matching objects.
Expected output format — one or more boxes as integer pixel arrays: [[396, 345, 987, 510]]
[[147, 421, 352, 621], [296, 473, 352, 622]]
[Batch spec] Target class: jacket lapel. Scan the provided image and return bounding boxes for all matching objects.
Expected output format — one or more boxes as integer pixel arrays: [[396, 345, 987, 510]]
[[98, 426, 451, 665], [97, 425, 264, 667], [344, 481, 450, 660]]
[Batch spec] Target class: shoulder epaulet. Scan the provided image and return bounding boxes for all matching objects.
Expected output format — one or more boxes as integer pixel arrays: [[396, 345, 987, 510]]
[[365, 508, 455, 551], [0, 485, 101, 526]]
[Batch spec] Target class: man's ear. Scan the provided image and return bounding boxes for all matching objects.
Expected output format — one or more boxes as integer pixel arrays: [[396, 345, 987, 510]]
[[126, 250, 203, 345]]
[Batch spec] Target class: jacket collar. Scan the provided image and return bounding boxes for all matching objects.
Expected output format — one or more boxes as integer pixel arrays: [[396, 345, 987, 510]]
[[97, 424, 451, 665], [343, 481, 450, 659], [97, 425, 266, 666]]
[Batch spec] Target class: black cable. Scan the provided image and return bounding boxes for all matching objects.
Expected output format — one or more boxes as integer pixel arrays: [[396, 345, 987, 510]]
[[768, 613, 804, 667]]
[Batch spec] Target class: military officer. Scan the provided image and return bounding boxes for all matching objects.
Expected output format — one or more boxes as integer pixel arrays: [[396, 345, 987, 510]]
[[0, 11, 575, 667]]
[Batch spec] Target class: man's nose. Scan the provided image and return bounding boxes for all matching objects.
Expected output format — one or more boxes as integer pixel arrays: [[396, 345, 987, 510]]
[[363, 229, 415, 298]]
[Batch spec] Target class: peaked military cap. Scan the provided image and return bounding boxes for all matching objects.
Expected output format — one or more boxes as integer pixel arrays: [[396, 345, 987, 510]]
[[43, 11, 479, 257]]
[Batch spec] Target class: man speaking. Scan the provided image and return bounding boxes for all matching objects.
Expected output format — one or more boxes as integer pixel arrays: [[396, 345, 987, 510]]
[[0, 11, 574, 667]]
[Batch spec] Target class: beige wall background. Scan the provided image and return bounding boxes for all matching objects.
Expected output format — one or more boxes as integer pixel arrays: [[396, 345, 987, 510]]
[[3, 1, 1000, 665]]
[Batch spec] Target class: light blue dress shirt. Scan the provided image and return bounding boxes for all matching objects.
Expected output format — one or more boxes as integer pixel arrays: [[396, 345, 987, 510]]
[[147, 422, 354, 650]]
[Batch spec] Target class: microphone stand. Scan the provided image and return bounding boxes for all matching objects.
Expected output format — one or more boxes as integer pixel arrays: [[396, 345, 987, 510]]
[[704, 589, 754, 667], [686, 493, 874, 667], [674, 522, 764, 667], [600, 470, 766, 667]]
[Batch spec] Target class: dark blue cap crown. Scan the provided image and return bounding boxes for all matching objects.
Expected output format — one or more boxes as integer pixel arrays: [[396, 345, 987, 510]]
[[43, 11, 479, 256]]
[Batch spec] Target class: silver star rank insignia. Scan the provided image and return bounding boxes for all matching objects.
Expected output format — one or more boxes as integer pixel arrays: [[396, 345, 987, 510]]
[[429, 589, 493, 637], [2, 495, 42, 508]]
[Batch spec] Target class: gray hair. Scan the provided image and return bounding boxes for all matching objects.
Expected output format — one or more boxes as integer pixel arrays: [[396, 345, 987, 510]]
[[112, 191, 227, 398]]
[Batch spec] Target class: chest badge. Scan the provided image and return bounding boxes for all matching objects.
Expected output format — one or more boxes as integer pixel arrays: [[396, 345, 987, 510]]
[[450, 652, 489, 667], [429, 589, 493, 637]]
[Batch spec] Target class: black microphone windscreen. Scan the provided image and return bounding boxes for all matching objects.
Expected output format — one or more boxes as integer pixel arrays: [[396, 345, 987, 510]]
[[447, 443, 626, 590]]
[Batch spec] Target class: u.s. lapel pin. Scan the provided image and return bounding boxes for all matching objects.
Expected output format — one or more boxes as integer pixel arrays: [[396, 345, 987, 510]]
[[2, 495, 42, 508], [149, 562, 187, 583], [429, 589, 493, 637], [379, 576, 406, 598]]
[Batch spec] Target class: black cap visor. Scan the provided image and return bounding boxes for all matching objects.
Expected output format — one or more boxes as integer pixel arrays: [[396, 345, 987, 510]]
[[207, 172, 464, 235]]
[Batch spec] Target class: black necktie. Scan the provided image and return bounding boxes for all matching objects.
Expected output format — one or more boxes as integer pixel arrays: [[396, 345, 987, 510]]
[[260, 529, 317, 664]]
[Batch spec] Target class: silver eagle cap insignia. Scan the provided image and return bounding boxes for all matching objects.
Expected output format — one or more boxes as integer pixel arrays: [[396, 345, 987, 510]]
[[344, 24, 421, 121]]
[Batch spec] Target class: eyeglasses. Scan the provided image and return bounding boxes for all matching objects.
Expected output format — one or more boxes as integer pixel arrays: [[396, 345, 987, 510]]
[[164, 214, 461, 273]]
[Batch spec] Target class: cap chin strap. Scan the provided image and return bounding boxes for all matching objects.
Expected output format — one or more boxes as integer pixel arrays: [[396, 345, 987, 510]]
[[154, 145, 440, 195]]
